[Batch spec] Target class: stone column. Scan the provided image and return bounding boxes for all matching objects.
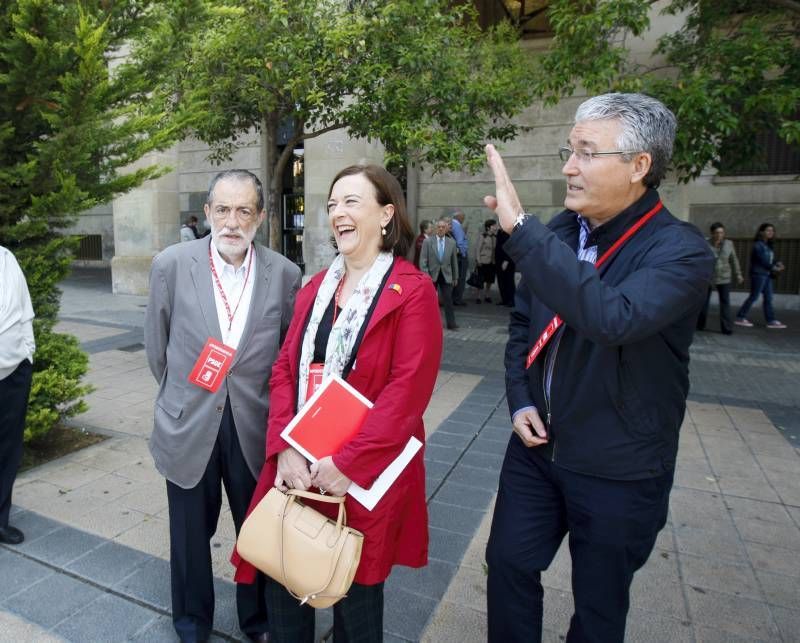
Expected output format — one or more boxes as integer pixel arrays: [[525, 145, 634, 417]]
[[302, 130, 384, 276], [110, 147, 180, 295]]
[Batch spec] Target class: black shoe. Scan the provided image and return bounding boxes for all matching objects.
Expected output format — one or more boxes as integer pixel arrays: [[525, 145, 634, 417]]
[[0, 525, 24, 545], [447, 324, 460, 330], [454, 301, 467, 307]]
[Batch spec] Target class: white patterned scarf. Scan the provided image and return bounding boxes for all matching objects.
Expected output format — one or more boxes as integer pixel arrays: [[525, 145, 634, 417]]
[[296, 251, 394, 409]]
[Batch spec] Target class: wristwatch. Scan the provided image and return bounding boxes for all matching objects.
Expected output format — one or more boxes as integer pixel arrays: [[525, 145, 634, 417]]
[[512, 212, 530, 233]]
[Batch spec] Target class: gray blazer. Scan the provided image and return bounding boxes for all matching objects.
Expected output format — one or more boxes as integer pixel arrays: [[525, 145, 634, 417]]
[[144, 238, 302, 488], [420, 235, 459, 284]]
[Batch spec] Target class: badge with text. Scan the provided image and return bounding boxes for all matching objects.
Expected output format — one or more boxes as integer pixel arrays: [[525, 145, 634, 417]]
[[188, 338, 236, 392]]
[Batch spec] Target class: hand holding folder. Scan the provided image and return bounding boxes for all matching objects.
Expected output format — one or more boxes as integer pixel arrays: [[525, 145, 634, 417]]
[[280, 375, 421, 510]]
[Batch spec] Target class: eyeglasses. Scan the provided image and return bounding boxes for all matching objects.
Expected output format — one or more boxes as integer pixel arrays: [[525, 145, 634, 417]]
[[558, 146, 640, 163], [211, 206, 258, 222]]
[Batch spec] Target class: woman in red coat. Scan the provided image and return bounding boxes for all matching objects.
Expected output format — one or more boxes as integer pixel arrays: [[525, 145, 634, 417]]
[[233, 165, 442, 642]]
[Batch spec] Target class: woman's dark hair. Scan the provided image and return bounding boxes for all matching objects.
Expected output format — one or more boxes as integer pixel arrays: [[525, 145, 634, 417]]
[[328, 165, 414, 257], [484, 219, 497, 232], [419, 219, 431, 234], [709, 222, 724, 234], [755, 222, 775, 247]]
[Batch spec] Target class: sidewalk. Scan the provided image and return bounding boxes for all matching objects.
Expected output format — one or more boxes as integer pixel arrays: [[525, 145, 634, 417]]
[[1, 267, 799, 642]]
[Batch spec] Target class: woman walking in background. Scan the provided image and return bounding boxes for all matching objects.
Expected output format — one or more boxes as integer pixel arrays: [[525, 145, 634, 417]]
[[696, 222, 743, 334], [475, 219, 498, 303], [736, 222, 787, 329]]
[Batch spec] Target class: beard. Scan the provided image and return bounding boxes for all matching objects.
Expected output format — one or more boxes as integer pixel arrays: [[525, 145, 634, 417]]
[[210, 225, 254, 262]]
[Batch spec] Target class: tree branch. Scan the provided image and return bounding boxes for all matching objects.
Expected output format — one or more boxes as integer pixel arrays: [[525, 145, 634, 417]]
[[300, 122, 346, 142]]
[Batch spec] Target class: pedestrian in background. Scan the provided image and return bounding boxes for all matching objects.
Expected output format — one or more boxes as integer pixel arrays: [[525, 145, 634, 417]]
[[413, 219, 432, 269], [233, 164, 441, 642], [483, 92, 713, 643], [494, 227, 516, 307], [450, 210, 469, 306], [180, 215, 201, 242], [475, 219, 498, 303], [145, 170, 301, 642], [420, 219, 460, 330], [735, 222, 787, 329], [696, 222, 743, 335], [0, 245, 36, 546]]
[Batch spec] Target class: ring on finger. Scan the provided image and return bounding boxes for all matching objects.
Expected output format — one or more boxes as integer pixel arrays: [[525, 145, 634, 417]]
[[319, 487, 326, 495]]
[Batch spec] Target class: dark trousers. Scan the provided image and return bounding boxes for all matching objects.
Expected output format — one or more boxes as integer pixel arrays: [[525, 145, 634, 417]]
[[435, 273, 457, 328], [453, 252, 468, 304], [697, 283, 732, 334], [496, 264, 516, 306], [737, 274, 775, 323], [0, 359, 32, 527], [166, 398, 268, 642], [264, 576, 384, 643], [486, 434, 673, 643]]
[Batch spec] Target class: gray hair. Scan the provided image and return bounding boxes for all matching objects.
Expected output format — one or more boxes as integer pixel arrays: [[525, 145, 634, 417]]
[[574, 93, 676, 189], [206, 169, 265, 212]]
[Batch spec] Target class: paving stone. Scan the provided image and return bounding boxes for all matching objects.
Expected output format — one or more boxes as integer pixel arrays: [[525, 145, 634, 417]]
[[389, 559, 458, 601], [428, 501, 486, 537], [0, 550, 54, 602], [129, 615, 175, 641], [423, 459, 454, 481], [4, 510, 63, 546], [674, 523, 749, 565], [52, 593, 159, 641], [20, 525, 106, 567], [733, 515, 800, 550], [469, 435, 509, 456], [745, 542, 800, 577], [66, 540, 152, 586], [114, 557, 172, 611], [383, 585, 438, 642], [432, 481, 495, 510], [427, 527, 472, 565], [770, 604, 800, 643], [679, 553, 763, 600], [436, 419, 479, 436], [624, 609, 694, 642], [755, 570, 800, 611], [420, 601, 486, 642], [0, 611, 64, 642], [686, 587, 780, 641], [724, 496, 794, 525], [694, 624, 772, 643], [426, 430, 472, 449], [423, 443, 461, 466], [3, 572, 102, 629], [445, 464, 500, 491], [456, 449, 504, 473]]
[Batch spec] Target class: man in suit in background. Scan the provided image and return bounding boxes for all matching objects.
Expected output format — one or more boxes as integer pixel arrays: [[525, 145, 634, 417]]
[[450, 209, 469, 306], [145, 169, 301, 643], [420, 218, 459, 330]]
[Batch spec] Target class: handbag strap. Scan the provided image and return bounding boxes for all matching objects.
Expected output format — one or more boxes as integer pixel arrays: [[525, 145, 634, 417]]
[[287, 489, 347, 528]]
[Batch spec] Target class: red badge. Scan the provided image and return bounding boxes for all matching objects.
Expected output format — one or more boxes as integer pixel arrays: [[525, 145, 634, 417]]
[[188, 337, 236, 392], [306, 362, 325, 401]]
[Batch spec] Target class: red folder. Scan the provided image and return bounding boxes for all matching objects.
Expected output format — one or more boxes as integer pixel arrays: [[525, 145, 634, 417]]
[[280, 375, 373, 462]]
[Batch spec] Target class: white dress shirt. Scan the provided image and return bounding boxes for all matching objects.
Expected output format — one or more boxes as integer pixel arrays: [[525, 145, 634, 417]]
[[209, 240, 256, 350], [0, 246, 36, 380]]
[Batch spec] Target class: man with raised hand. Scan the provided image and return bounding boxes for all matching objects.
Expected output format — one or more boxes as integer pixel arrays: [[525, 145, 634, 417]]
[[484, 93, 713, 642]]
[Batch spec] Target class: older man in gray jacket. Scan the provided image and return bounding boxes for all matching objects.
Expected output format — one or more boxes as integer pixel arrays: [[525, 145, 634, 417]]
[[145, 170, 301, 643]]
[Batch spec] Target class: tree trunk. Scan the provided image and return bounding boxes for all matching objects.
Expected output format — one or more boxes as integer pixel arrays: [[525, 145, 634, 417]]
[[262, 117, 282, 252]]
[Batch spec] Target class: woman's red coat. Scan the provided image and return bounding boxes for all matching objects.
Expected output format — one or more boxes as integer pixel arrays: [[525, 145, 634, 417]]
[[233, 257, 442, 585]]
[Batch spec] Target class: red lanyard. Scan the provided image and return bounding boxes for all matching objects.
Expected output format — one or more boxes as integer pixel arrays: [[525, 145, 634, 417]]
[[208, 242, 254, 332], [525, 200, 663, 369], [332, 277, 345, 325]]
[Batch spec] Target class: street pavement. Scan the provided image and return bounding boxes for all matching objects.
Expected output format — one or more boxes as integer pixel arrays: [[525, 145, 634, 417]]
[[1, 267, 800, 642]]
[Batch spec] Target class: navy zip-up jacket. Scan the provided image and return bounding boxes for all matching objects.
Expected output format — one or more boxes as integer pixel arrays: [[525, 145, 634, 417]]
[[504, 189, 714, 480]]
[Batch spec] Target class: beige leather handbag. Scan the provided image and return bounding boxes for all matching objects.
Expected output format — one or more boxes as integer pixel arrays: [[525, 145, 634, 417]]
[[237, 487, 364, 608]]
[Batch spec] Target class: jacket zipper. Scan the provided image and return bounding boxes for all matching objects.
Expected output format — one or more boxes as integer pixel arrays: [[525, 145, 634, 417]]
[[543, 344, 557, 463]]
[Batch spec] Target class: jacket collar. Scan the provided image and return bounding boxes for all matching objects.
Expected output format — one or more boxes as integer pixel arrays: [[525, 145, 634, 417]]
[[580, 188, 661, 257]]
